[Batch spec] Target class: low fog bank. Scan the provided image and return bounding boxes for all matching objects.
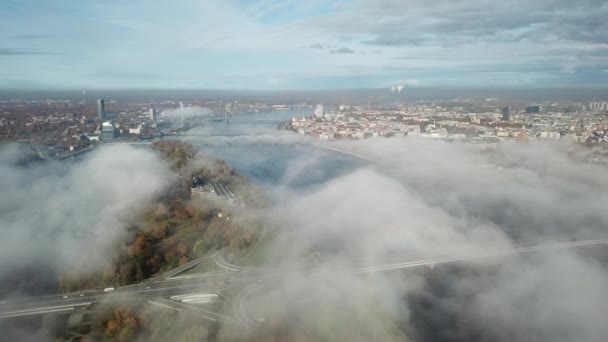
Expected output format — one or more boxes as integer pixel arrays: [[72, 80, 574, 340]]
[[338, 138, 608, 240], [161, 106, 212, 120], [0, 144, 174, 297], [241, 137, 608, 342]]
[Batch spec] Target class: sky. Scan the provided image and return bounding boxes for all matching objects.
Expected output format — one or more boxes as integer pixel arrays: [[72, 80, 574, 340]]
[[1, 0, 608, 90]]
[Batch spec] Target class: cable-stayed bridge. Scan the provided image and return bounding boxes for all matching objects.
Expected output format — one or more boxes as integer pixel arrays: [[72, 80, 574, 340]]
[[180, 133, 303, 146]]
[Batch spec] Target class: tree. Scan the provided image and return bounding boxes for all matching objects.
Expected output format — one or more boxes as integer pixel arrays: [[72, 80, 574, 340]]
[[105, 320, 120, 337], [178, 256, 189, 266], [192, 240, 204, 257], [136, 264, 144, 283], [151, 222, 169, 240], [119, 264, 134, 284], [230, 236, 244, 251], [176, 243, 188, 257]]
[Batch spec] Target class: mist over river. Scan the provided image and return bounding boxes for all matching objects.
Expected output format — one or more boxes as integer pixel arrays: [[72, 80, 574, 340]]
[[186, 109, 366, 197]]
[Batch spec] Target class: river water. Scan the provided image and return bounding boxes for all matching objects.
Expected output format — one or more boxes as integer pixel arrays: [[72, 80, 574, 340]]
[[186, 109, 366, 193]]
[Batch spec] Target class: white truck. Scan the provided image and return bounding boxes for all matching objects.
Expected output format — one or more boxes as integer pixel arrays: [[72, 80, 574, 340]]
[[103, 287, 115, 293]]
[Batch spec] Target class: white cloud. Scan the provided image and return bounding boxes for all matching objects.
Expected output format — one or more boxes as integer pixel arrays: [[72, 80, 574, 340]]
[[161, 106, 212, 120], [233, 137, 608, 340], [0, 144, 174, 293]]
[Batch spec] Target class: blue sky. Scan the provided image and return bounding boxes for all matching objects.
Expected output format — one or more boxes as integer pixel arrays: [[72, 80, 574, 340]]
[[1, 0, 607, 90]]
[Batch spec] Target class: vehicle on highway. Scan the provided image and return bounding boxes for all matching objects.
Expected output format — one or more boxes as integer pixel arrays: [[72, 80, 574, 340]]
[[62, 295, 68, 299], [103, 287, 115, 293], [79, 293, 85, 297]]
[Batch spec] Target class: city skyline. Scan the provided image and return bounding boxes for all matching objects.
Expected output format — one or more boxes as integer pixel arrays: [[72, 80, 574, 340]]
[[1, 0, 608, 90]]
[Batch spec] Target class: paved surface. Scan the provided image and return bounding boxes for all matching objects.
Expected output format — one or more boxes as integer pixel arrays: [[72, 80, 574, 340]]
[[1, 236, 607, 322]]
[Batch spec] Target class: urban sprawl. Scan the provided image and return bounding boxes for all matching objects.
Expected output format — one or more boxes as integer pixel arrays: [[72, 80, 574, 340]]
[[2, 96, 608, 162]]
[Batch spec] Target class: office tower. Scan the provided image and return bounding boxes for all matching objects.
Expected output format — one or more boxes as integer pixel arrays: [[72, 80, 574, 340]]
[[502, 106, 511, 121], [100, 121, 116, 140], [314, 104, 324, 118], [97, 99, 106, 121], [525, 105, 540, 114], [149, 108, 157, 121]]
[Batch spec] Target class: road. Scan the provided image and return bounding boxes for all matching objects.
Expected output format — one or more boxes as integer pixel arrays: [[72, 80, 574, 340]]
[[352, 237, 608, 274], [213, 249, 257, 272], [1, 236, 607, 322], [0, 271, 261, 320]]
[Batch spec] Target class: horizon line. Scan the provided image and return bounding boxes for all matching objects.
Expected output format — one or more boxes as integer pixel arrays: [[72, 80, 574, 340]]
[[1, 85, 608, 92]]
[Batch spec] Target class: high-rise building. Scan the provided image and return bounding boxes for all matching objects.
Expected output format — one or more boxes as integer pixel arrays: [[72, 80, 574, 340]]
[[100, 121, 116, 140], [97, 99, 106, 121], [589, 101, 608, 111], [502, 106, 511, 121], [314, 104, 324, 118], [149, 108, 157, 121], [525, 105, 540, 114]]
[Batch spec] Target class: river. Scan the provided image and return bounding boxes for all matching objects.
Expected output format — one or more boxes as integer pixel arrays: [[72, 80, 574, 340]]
[[186, 109, 366, 194]]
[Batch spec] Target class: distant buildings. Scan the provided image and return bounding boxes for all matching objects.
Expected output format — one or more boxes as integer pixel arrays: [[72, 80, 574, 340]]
[[525, 105, 540, 114], [100, 121, 116, 140], [314, 104, 324, 118], [589, 101, 608, 111], [502, 106, 511, 121], [97, 99, 106, 121]]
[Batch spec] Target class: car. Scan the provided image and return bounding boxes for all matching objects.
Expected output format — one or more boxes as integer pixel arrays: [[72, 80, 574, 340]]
[[79, 293, 85, 297], [145, 286, 151, 289], [103, 287, 115, 293], [62, 295, 68, 299]]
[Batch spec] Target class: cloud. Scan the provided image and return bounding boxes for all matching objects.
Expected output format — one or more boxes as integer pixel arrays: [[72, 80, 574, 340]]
[[161, 106, 213, 120], [13, 34, 53, 39], [3, 128, 608, 340], [0, 144, 173, 296], [308, 43, 325, 49], [0, 48, 56, 56], [227, 137, 608, 341], [363, 34, 427, 47], [330, 47, 355, 54], [90, 71, 159, 80], [2, 0, 608, 87]]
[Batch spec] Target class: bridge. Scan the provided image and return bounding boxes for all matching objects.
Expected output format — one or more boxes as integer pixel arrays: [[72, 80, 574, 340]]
[[180, 133, 305, 146], [206, 117, 287, 125]]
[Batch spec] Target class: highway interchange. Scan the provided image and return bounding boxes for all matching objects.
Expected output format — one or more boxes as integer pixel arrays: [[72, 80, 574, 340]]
[[1, 235, 607, 329]]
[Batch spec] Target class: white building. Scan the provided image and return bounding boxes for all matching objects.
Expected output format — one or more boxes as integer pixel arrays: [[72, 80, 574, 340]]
[[314, 104, 324, 118], [149, 108, 157, 121], [129, 126, 142, 135]]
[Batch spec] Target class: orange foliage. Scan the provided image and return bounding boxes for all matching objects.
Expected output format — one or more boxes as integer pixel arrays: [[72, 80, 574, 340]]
[[151, 222, 168, 240], [178, 256, 189, 266], [128, 235, 152, 258], [105, 320, 119, 337], [176, 243, 188, 256], [173, 208, 191, 219]]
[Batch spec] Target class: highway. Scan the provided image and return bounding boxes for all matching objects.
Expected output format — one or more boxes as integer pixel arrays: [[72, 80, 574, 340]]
[[353, 237, 608, 274], [1, 236, 607, 322], [0, 271, 262, 319]]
